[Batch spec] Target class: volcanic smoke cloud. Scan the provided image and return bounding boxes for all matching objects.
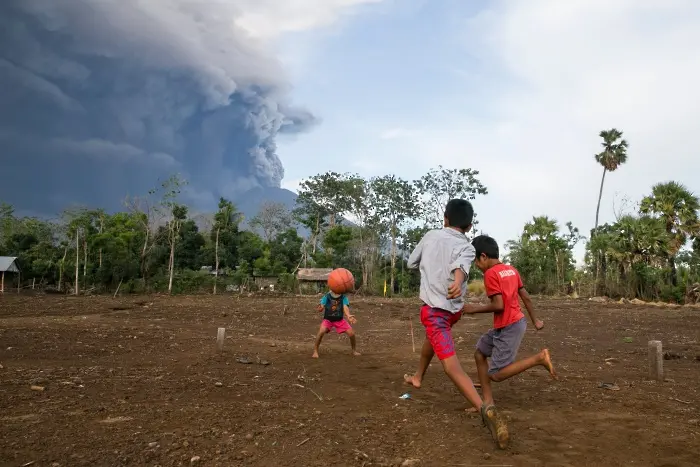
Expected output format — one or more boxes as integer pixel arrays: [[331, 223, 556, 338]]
[[0, 0, 316, 214]]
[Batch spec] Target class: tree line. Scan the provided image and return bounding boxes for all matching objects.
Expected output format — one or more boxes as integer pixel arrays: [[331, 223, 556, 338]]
[[1, 129, 698, 302]]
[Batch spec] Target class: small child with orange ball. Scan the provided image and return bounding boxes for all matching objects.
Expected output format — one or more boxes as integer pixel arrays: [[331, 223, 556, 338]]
[[312, 268, 360, 358]]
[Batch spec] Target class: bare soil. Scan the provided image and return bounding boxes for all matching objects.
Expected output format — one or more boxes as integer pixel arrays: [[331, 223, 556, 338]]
[[1, 294, 699, 467]]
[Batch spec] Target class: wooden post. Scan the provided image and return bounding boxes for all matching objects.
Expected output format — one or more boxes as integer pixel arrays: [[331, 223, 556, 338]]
[[216, 327, 226, 352], [1, 271, 4, 293], [32, 278, 35, 290], [648, 340, 663, 381], [17, 271, 20, 294]]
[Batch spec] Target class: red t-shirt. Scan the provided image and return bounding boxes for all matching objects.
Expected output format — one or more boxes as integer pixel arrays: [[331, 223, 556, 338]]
[[484, 263, 525, 329]]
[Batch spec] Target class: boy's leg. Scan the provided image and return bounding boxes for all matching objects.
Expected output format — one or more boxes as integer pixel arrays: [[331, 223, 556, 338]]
[[440, 355, 483, 409], [475, 349, 495, 405], [344, 327, 361, 356], [474, 329, 497, 405], [404, 305, 435, 388], [312, 322, 330, 358], [487, 318, 557, 382], [404, 338, 434, 388], [426, 309, 508, 449], [491, 349, 556, 382]]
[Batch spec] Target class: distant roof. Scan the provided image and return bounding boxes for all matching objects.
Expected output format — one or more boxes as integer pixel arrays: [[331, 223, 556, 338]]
[[0, 257, 20, 273], [297, 268, 332, 281]]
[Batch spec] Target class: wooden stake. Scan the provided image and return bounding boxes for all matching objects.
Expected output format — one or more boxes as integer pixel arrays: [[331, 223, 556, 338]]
[[409, 316, 416, 353], [648, 340, 663, 381], [32, 278, 35, 290], [216, 327, 226, 352], [113, 279, 123, 298], [1, 271, 4, 293]]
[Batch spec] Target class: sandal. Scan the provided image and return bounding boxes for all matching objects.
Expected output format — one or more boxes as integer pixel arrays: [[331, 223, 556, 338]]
[[480, 403, 509, 449]]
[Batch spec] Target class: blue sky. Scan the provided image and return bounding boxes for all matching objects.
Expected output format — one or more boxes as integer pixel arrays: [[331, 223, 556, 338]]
[[237, 0, 700, 261]]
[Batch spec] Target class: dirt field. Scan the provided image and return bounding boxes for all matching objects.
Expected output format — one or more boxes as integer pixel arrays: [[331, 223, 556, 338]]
[[1, 294, 699, 467]]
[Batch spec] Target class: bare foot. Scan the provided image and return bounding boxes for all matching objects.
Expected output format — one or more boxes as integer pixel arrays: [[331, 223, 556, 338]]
[[353, 351, 361, 356], [403, 373, 422, 388], [541, 349, 557, 379], [312, 351, 319, 359]]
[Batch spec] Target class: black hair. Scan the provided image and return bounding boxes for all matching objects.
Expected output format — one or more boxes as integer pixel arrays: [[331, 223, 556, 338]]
[[444, 199, 474, 230], [472, 235, 499, 259]]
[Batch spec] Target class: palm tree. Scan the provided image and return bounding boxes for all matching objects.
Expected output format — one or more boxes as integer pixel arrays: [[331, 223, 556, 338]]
[[640, 181, 700, 286], [594, 129, 629, 231]]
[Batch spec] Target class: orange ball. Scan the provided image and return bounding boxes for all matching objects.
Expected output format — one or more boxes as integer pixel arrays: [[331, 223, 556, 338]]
[[327, 268, 355, 295]]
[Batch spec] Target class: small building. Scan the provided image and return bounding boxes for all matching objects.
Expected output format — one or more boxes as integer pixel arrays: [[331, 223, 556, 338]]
[[297, 268, 332, 294], [0, 256, 20, 293]]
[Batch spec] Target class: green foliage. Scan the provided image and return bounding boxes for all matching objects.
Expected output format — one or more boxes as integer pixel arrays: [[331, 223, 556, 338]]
[[4, 164, 696, 304], [413, 165, 487, 230], [506, 216, 582, 295]]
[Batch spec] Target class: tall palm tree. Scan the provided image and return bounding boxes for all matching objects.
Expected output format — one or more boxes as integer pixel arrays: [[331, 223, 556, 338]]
[[594, 129, 629, 232], [640, 181, 700, 286]]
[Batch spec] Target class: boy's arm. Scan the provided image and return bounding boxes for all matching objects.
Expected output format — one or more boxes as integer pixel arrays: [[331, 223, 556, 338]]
[[464, 294, 504, 314], [343, 304, 357, 324], [406, 236, 426, 269], [447, 244, 475, 299], [519, 287, 544, 330]]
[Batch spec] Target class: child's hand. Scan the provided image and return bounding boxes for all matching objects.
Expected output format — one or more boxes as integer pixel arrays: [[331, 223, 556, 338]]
[[462, 304, 476, 314], [534, 319, 544, 330], [447, 281, 463, 299], [347, 314, 357, 324], [317, 304, 324, 313]]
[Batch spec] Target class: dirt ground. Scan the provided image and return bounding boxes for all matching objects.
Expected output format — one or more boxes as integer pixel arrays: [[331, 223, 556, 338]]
[[1, 293, 699, 467]]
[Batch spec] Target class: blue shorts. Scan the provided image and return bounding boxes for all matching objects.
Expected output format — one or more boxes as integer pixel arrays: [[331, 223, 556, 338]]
[[476, 317, 527, 374]]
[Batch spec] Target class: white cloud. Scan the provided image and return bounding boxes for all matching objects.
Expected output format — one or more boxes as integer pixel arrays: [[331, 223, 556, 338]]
[[234, 0, 385, 39], [380, 0, 700, 259]]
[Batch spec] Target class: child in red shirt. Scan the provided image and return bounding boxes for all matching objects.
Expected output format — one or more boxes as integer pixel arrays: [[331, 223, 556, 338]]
[[464, 235, 557, 409]]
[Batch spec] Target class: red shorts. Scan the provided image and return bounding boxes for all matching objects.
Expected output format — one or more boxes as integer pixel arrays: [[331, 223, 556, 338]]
[[321, 319, 352, 334], [420, 305, 462, 360]]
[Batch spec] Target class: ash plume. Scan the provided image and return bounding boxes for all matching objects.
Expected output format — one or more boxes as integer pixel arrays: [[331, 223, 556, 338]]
[[0, 0, 316, 214]]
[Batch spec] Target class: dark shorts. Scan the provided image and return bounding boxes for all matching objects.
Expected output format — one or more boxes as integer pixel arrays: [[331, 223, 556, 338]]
[[476, 317, 527, 374], [420, 305, 462, 360]]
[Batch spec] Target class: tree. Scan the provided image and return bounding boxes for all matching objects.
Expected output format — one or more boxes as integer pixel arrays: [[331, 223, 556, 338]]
[[125, 174, 186, 287], [506, 216, 581, 294], [371, 175, 420, 295], [166, 204, 188, 294], [269, 229, 304, 273], [640, 181, 700, 286], [413, 166, 487, 230], [212, 198, 240, 294], [249, 202, 292, 242], [593, 129, 629, 232]]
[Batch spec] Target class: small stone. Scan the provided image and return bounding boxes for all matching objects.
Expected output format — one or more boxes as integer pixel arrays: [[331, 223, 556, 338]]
[[270, 343, 276, 347], [148, 442, 158, 448], [0, 363, 4, 369], [401, 459, 420, 467], [30, 385, 45, 392], [215, 382, 223, 387], [483, 453, 491, 460], [190, 455, 200, 464], [183, 441, 190, 447], [245, 433, 254, 440], [51, 463, 60, 467]]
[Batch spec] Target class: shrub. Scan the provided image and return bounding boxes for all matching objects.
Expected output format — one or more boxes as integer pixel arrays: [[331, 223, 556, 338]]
[[468, 279, 485, 296]]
